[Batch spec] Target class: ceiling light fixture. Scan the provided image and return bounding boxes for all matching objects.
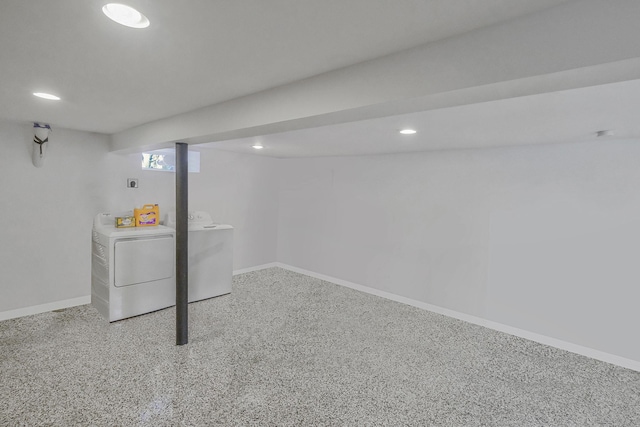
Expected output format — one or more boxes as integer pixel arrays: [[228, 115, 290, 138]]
[[252, 144, 264, 149], [102, 3, 150, 28], [595, 130, 614, 138], [33, 92, 61, 101], [399, 129, 417, 135]]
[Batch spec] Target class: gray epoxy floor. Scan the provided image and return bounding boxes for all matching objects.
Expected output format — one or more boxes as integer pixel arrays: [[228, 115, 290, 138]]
[[1, 267, 639, 426]]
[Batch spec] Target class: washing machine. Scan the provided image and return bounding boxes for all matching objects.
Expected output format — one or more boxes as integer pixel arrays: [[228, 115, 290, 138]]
[[166, 211, 233, 302], [91, 213, 176, 322]]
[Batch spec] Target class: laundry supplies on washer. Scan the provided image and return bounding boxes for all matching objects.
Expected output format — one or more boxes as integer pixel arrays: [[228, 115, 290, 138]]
[[115, 215, 135, 228], [134, 204, 159, 226]]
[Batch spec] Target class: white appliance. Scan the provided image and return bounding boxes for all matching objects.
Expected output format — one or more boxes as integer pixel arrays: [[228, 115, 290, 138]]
[[166, 211, 233, 302], [91, 213, 176, 322]]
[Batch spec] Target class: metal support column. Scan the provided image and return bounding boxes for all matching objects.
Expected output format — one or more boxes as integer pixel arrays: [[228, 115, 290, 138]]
[[175, 142, 188, 345]]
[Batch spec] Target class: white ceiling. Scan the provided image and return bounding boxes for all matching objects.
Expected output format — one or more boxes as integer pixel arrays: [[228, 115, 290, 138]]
[[3, 0, 639, 160], [0, 0, 569, 135], [202, 78, 640, 157]]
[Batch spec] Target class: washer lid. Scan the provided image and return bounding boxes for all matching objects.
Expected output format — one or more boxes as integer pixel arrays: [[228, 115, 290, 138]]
[[189, 224, 233, 231]]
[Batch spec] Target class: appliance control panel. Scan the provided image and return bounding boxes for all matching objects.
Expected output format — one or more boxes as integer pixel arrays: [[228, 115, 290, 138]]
[[166, 211, 215, 228], [188, 211, 212, 224]]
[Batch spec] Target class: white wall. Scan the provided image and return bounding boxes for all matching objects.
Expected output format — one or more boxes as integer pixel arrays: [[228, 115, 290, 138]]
[[277, 140, 640, 363], [1, 120, 279, 316], [4, 114, 639, 365], [105, 148, 279, 271], [0, 120, 110, 312], [189, 149, 279, 270]]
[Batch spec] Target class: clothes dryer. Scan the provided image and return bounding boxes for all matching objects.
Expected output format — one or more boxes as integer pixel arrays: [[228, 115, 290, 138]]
[[91, 213, 176, 321]]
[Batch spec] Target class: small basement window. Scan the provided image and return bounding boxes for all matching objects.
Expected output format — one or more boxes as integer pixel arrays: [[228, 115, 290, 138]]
[[141, 149, 200, 173]]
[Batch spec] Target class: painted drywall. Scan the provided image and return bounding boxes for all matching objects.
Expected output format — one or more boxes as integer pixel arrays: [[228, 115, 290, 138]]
[[0, 120, 110, 312], [1, 122, 278, 317], [106, 148, 279, 271], [189, 149, 280, 270], [276, 140, 640, 362], [4, 111, 638, 366]]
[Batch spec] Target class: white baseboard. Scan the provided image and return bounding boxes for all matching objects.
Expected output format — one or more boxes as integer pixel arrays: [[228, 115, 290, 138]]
[[233, 262, 278, 276], [274, 263, 640, 372], [0, 296, 91, 322], [6, 264, 639, 372], [0, 262, 273, 322]]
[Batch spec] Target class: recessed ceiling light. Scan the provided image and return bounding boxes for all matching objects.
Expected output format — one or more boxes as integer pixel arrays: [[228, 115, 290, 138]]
[[102, 3, 150, 28], [252, 144, 264, 149], [33, 92, 61, 101], [399, 129, 417, 135], [595, 130, 615, 137]]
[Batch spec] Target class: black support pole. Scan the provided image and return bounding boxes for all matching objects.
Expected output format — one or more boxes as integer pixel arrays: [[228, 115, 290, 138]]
[[175, 142, 188, 345]]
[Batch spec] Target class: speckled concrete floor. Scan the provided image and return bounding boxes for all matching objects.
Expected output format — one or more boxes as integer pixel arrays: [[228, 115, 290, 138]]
[[1, 267, 639, 426]]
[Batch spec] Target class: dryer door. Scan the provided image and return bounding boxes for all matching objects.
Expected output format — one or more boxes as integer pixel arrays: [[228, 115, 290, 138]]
[[114, 235, 174, 287]]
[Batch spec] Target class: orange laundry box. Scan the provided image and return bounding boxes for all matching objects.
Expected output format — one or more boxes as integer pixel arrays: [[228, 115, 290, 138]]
[[134, 204, 159, 227]]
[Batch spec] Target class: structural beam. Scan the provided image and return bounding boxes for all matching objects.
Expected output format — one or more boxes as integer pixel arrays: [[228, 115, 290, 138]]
[[110, 0, 640, 153], [175, 142, 188, 345]]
